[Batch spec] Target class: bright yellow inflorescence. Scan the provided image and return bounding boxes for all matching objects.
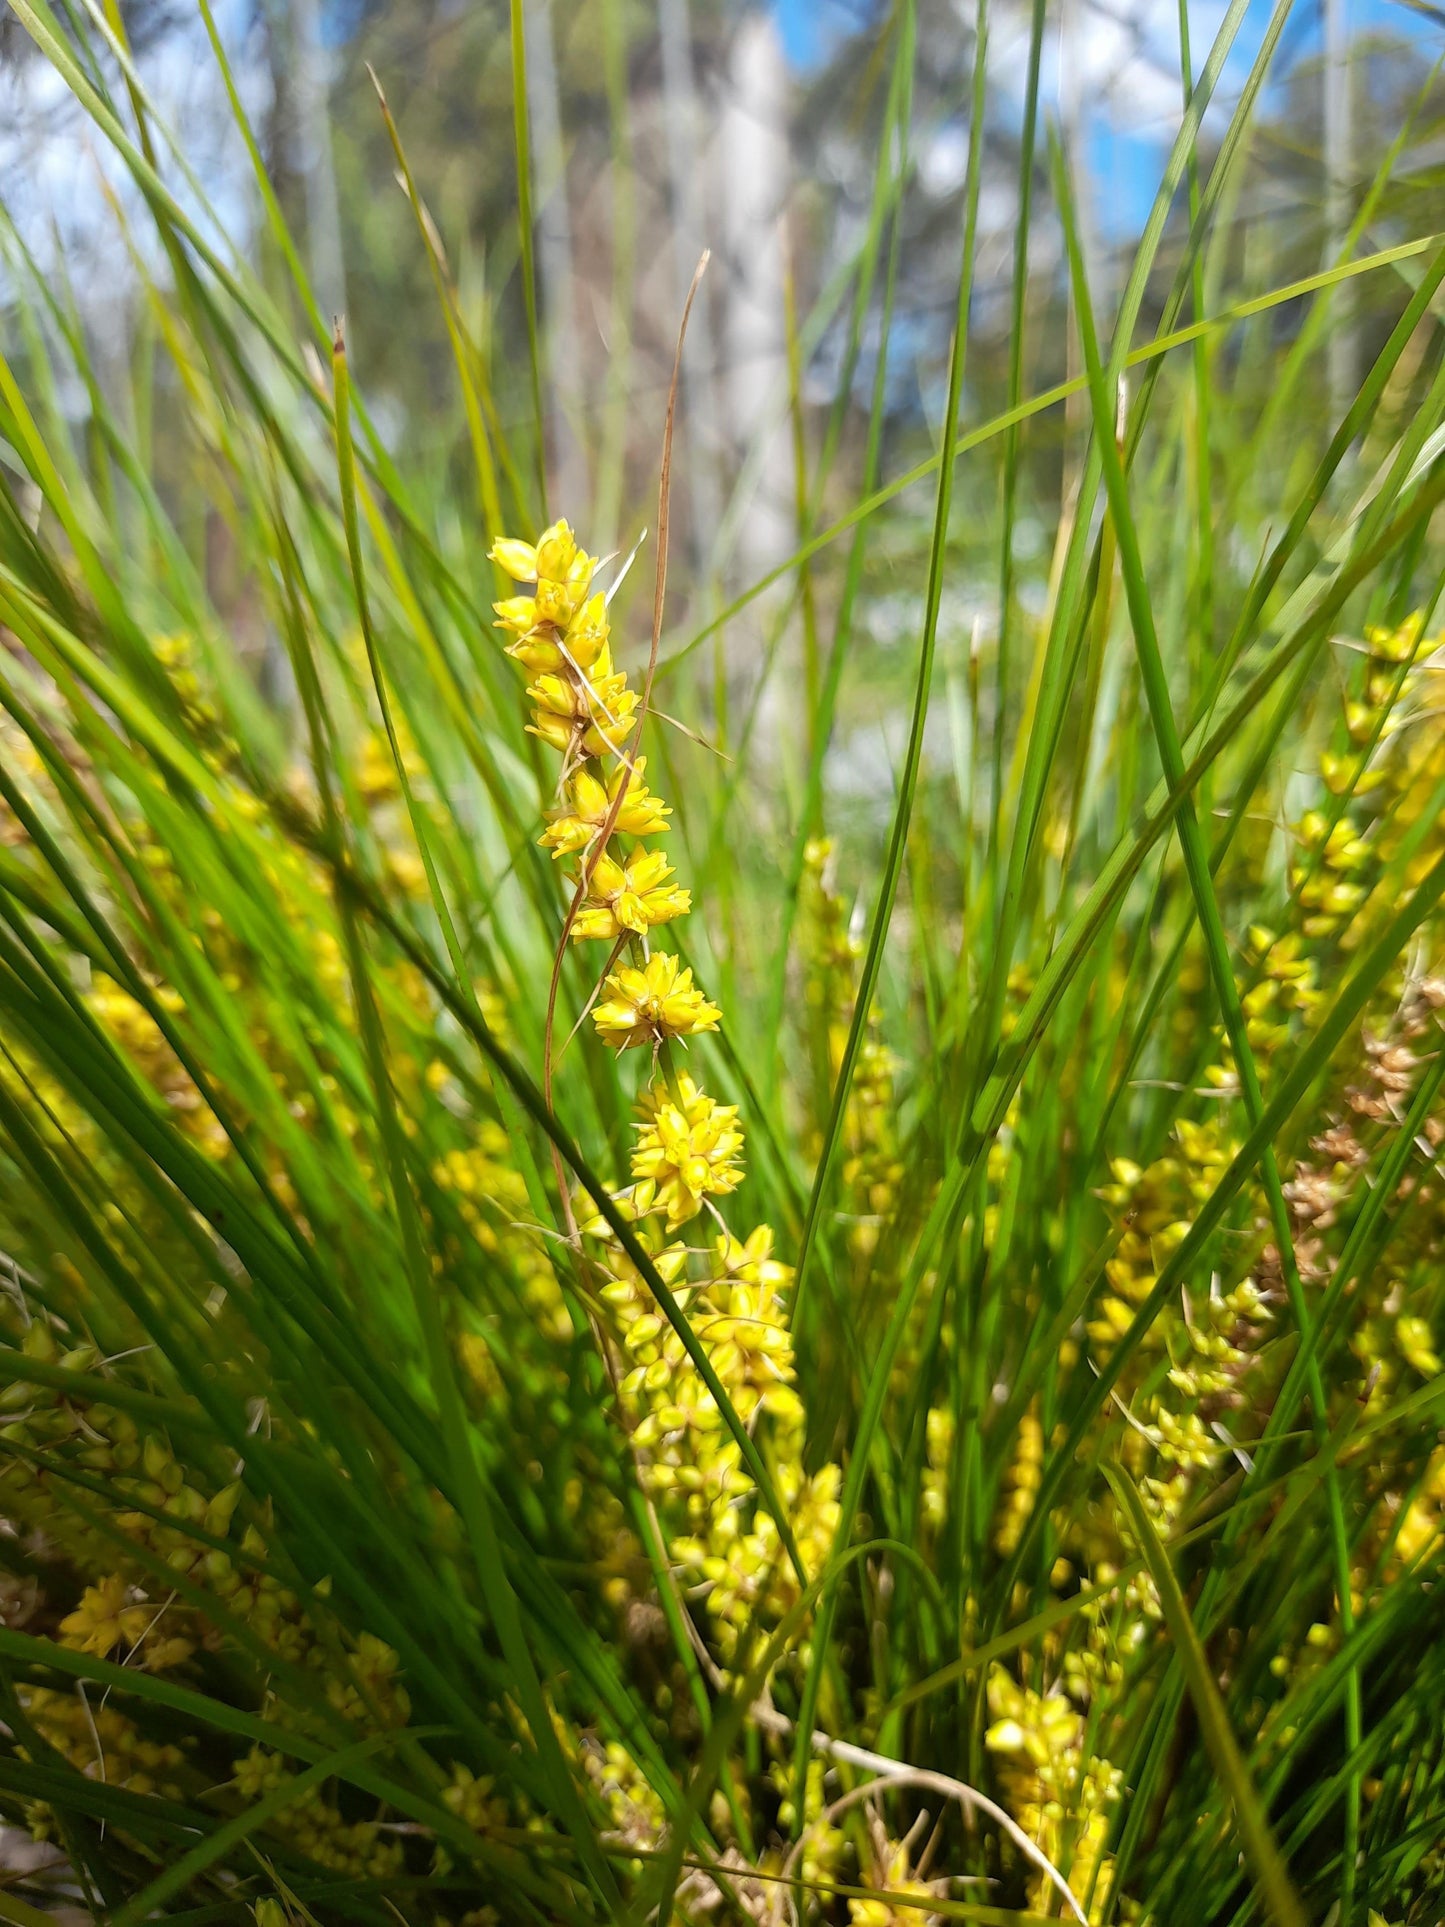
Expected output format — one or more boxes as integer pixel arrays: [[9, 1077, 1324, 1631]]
[[629, 1073, 745, 1229], [488, 517, 728, 1137], [985, 1664, 1123, 1916], [594, 952, 722, 1052], [490, 520, 848, 1793]]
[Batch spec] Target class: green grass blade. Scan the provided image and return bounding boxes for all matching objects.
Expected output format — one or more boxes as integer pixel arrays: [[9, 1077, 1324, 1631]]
[[1104, 1466, 1308, 1927]]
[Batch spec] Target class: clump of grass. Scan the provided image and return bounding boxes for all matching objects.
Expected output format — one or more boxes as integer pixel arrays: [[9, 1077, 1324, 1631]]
[[3, 2, 1445, 1925]]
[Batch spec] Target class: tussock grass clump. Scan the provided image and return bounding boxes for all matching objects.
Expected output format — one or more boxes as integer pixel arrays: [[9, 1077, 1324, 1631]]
[[3, 3, 1445, 1925]]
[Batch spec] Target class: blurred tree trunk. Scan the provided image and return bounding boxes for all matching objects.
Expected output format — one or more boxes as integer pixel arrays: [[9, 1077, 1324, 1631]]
[[526, 0, 590, 513], [259, 0, 345, 316], [719, 7, 791, 588], [660, 0, 723, 574]]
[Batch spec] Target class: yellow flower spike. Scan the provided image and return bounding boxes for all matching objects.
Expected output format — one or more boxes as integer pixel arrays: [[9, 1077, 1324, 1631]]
[[630, 1073, 744, 1228], [540, 758, 670, 858], [983, 1659, 1124, 1918], [592, 953, 721, 1051], [570, 847, 691, 942]]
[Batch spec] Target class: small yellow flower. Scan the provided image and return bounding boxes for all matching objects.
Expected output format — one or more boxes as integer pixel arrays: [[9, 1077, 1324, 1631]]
[[540, 758, 671, 858], [59, 1574, 152, 1656], [1364, 612, 1425, 663], [1398, 1315, 1442, 1377], [233, 1745, 290, 1801], [490, 518, 594, 595], [555, 591, 611, 666], [526, 644, 638, 760], [848, 1842, 937, 1927], [535, 518, 594, 583], [492, 593, 550, 646], [498, 589, 612, 675], [593, 953, 721, 1051], [571, 847, 691, 942], [697, 1278, 800, 1426], [139, 1632, 197, 1672], [443, 1763, 509, 1834], [325, 1632, 411, 1727], [714, 1224, 792, 1293], [488, 535, 543, 581], [631, 1074, 743, 1227]]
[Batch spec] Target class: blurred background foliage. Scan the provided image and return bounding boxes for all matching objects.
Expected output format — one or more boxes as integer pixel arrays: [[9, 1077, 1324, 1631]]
[[8, 0, 1445, 694]]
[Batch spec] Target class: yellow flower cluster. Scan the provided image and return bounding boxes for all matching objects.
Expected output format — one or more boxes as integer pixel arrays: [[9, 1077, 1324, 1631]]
[[1389, 1448, 1445, 1572], [491, 524, 720, 1071], [491, 523, 847, 1674], [771, 1756, 846, 1891], [629, 1073, 744, 1229], [581, 1736, 668, 1858], [993, 1407, 1044, 1558], [21, 1686, 185, 1807], [232, 1746, 405, 1879], [849, 1828, 945, 1927], [1291, 810, 1371, 939], [922, 1405, 953, 1534], [678, 1456, 841, 1654], [583, 1221, 802, 1539], [593, 953, 721, 1054], [802, 839, 903, 1257], [1291, 615, 1443, 950], [1089, 1121, 1238, 1358], [540, 758, 670, 857], [86, 974, 229, 1160], [1027, 1121, 1279, 1756], [984, 622, 1445, 1916], [3, 1315, 413, 1853], [985, 1664, 1122, 1920], [1240, 926, 1325, 1058], [442, 1762, 511, 1835], [59, 1571, 193, 1671]]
